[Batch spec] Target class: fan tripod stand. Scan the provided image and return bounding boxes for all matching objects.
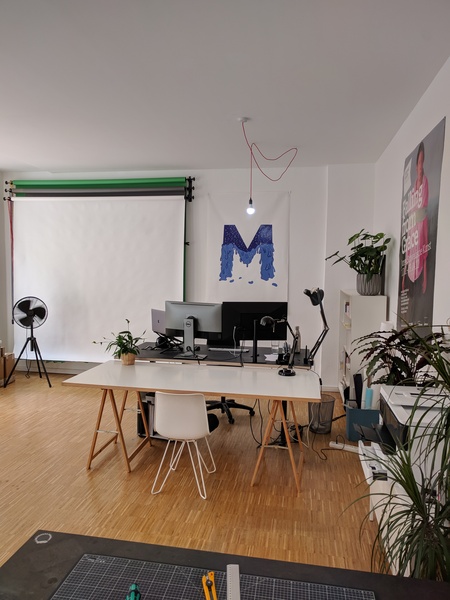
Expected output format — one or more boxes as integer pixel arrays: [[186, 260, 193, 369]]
[[4, 324, 51, 388]]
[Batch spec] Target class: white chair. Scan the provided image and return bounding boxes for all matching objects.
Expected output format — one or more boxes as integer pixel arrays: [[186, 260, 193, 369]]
[[151, 391, 217, 499]]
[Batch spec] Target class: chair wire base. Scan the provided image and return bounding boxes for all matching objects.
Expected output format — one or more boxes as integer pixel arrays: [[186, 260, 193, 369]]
[[151, 438, 216, 500]]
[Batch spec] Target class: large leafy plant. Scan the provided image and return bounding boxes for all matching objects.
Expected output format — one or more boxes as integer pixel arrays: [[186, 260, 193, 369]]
[[354, 326, 449, 386], [326, 229, 391, 279], [363, 431, 449, 580], [354, 324, 450, 580]]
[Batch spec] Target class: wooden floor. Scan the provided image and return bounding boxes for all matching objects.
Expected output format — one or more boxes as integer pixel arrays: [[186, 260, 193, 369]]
[[0, 371, 377, 571]]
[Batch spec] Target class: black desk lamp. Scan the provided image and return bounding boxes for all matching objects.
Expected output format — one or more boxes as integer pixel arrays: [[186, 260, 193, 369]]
[[303, 288, 329, 366], [260, 315, 298, 376]]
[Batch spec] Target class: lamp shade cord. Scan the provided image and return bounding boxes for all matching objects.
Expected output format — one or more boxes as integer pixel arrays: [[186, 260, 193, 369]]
[[242, 120, 298, 183]]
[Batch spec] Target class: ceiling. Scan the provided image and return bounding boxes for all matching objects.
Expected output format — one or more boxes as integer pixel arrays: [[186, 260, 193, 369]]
[[1, 0, 450, 174]]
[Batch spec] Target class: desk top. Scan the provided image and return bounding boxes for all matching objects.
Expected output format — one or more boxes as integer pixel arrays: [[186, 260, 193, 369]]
[[63, 360, 321, 402], [137, 343, 308, 367], [0, 530, 448, 600]]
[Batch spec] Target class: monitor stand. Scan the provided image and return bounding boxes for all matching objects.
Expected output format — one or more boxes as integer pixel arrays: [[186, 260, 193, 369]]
[[176, 316, 206, 360]]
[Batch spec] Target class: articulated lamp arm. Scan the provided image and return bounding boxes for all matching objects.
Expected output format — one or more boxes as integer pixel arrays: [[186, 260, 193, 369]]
[[260, 315, 294, 338], [304, 288, 329, 366]]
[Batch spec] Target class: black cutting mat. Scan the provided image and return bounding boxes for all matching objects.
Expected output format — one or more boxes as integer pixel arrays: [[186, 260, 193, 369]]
[[51, 553, 376, 600]]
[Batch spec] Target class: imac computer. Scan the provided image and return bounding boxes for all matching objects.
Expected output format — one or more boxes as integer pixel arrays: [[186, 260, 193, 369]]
[[165, 301, 222, 359]]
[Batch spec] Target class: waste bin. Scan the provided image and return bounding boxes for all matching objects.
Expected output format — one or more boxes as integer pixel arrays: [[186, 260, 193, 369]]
[[308, 393, 335, 434]]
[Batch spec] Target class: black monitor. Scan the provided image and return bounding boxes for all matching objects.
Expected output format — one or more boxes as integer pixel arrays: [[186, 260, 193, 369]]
[[218, 301, 288, 346], [165, 301, 222, 357]]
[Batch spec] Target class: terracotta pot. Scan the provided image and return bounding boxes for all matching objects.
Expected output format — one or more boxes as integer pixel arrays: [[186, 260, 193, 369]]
[[121, 353, 136, 365], [356, 273, 382, 296]]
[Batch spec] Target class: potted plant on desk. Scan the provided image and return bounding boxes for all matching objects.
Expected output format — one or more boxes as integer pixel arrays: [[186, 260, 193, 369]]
[[93, 319, 146, 365], [353, 324, 450, 580], [326, 229, 391, 295]]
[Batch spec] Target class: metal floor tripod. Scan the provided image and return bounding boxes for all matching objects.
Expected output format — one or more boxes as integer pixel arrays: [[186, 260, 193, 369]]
[[5, 322, 51, 388]]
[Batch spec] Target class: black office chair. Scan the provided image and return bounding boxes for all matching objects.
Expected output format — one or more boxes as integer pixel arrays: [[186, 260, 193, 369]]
[[207, 396, 255, 424]]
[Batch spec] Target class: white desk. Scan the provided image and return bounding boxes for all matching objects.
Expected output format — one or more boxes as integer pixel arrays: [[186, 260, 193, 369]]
[[63, 360, 321, 491]]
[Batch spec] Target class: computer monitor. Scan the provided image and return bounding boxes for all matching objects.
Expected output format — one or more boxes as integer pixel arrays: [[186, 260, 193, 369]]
[[165, 301, 222, 356], [220, 301, 288, 345]]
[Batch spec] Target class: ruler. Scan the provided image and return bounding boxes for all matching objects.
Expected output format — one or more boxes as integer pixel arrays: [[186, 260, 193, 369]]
[[227, 564, 241, 600]]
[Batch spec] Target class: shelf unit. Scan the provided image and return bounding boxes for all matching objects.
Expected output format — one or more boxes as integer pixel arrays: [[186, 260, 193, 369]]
[[338, 289, 387, 402]]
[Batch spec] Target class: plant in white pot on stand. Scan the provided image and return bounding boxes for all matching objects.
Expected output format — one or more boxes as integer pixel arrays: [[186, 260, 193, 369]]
[[326, 229, 391, 295]]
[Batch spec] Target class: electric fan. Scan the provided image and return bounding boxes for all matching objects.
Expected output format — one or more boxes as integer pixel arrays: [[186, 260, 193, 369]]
[[13, 296, 48, 329], [5, 296, 52, 387]]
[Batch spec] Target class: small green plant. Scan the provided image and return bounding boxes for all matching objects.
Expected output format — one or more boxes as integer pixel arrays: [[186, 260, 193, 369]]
[[93, 319, 145, 358], [326, 229, 391, 279]]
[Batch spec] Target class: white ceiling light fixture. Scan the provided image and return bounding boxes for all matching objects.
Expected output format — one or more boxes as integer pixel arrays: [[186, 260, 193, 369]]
[[239, 117, 298, 215]]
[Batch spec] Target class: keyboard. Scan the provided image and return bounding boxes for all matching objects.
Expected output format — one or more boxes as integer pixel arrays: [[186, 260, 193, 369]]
[[208, 347, 249, 353]]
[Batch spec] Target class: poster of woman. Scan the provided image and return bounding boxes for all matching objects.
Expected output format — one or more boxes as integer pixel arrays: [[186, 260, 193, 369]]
[[397, 118, 445, 329]]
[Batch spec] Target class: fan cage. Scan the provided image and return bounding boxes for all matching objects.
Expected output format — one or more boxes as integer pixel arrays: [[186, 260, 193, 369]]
[[13, 296, 48, 329]]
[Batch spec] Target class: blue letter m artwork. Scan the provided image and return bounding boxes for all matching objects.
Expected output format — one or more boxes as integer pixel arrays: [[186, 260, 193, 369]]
[[219, 224, 276, 283]]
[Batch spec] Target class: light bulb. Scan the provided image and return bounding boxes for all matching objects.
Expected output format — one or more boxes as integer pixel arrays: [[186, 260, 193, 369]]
[[246, 198, 255, 215]]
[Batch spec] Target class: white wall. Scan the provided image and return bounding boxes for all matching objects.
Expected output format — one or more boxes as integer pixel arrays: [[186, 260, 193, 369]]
[[323, 164, 376, 387], [374, 56, 450, 326], [189, 166, 376, 389], [185, 167, 331, 381], [186, 166, 378, 390]]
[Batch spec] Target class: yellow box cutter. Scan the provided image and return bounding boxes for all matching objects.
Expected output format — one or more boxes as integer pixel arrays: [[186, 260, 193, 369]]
[[202, 571, 218, 600]]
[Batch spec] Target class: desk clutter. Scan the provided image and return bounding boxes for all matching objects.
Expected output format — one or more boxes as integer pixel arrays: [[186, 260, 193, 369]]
[[51, 553, 376, 600], [146, 294, 328, 369]]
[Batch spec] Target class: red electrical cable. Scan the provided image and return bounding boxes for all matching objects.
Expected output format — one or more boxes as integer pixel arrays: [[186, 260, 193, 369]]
[[242, 120, 298, 184]]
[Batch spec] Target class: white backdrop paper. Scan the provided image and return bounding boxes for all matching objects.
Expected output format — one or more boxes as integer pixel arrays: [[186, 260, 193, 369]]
[[206, 191, 289, 302], [12, 196, 185, 361]]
